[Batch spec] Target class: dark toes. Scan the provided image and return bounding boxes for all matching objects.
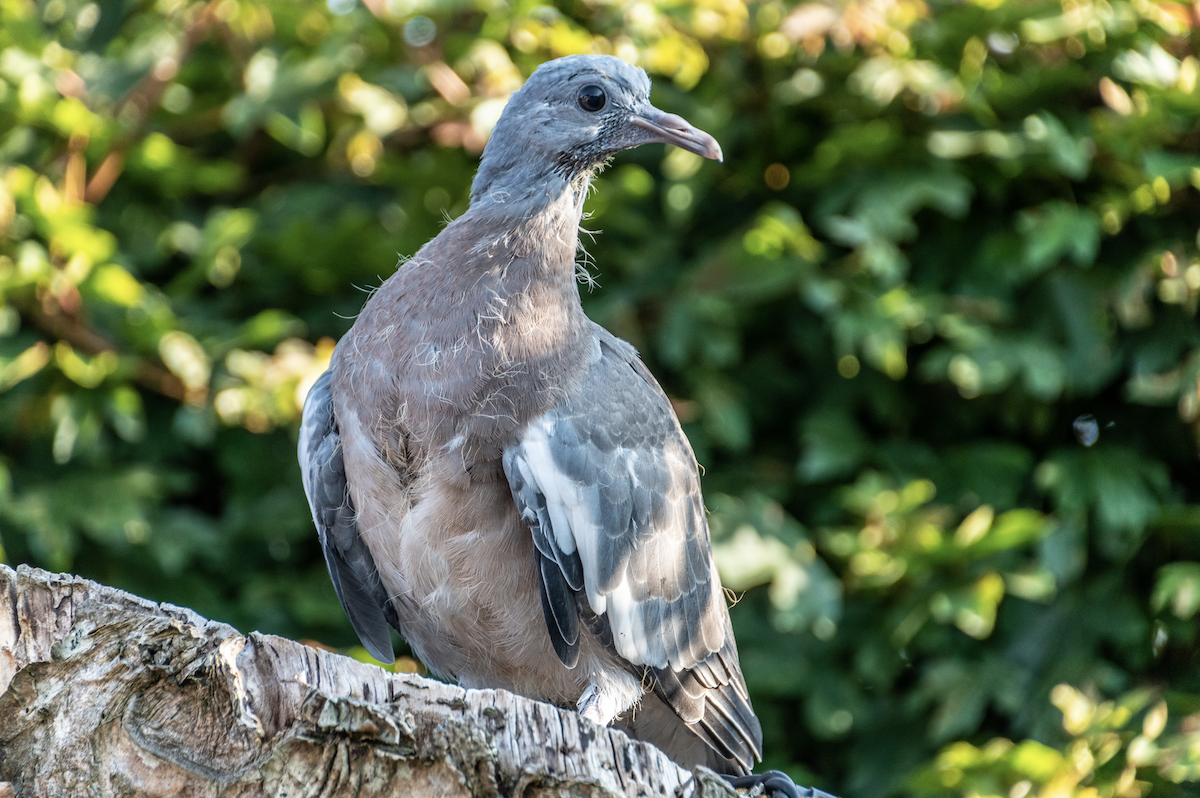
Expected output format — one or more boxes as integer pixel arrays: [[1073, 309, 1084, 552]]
[[721, 770, 839, 798]]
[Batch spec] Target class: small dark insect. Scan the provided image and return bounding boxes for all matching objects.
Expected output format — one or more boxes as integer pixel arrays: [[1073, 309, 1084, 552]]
[[1073, 414, 1099, 446]]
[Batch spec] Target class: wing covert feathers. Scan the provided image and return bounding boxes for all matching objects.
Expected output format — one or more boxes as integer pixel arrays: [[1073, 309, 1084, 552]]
[[298, 369, 396, 664], [502, 324, 763, 772]]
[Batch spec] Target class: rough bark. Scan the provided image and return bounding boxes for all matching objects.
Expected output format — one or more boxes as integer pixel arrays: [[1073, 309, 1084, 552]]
[[0, 564, 735, 798]]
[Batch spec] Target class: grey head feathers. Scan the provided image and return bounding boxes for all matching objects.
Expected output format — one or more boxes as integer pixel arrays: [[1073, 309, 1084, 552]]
[[470, 54, 720, 207]]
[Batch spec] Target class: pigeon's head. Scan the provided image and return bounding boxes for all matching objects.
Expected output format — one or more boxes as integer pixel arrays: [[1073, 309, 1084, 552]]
[[471, 55, 721, 203]]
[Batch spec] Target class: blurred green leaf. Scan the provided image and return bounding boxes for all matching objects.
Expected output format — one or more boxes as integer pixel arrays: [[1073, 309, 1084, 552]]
[[1153, 563, 1200, 620]]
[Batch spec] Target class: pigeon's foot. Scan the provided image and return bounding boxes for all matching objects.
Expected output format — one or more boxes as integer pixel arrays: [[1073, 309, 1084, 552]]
[[722, 770, 840, 798]]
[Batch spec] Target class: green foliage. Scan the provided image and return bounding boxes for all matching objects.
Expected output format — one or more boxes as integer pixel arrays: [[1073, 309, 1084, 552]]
[[1, 0, 1198, 795]]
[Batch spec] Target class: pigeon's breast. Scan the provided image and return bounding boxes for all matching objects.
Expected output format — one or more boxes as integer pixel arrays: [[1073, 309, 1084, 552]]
[[343, 244, 592, 470]]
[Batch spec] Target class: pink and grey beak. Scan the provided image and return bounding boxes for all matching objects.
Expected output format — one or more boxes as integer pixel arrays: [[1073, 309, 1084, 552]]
[[630, 107, 723, 163]]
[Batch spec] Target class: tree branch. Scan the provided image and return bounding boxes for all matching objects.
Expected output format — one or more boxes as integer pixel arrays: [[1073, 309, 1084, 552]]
[[0, 564, 735, 798], [23, 298, 189, 402]]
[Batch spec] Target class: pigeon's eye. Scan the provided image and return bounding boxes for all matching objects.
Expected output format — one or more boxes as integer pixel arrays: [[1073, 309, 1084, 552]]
[[577, 85, 606, 112]]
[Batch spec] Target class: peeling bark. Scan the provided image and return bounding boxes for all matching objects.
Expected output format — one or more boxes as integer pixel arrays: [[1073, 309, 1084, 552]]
[[0, 565, 735, 798]]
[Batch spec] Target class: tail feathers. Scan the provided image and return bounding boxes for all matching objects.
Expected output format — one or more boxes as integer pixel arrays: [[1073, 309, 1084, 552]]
[[646, 640, 762, 774], [617, 688, 761, 777]]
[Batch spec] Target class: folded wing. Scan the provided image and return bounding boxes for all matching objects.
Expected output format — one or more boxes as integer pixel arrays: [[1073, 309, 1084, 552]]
[[298, 368, 396, 664], [502, 325, 762, 772]]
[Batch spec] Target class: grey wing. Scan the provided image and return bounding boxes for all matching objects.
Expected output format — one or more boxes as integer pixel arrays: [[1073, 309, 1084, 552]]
[[502, 327, 762, 772], [298, 368, 396, 664]]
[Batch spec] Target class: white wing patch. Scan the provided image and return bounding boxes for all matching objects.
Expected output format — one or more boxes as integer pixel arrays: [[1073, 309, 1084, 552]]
[[509, 410, 694, 671], [515, 416, 582, 560], [607, 573, 646, 664]]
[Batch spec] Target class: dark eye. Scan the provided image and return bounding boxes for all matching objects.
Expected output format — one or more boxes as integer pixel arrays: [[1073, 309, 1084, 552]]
[[577, 84, 606, 112]]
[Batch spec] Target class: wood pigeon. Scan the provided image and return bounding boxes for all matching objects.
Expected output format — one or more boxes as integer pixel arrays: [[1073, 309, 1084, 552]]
[[299, 54, 830, 798]]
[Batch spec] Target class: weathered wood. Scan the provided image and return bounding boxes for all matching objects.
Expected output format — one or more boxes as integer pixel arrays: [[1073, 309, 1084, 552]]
[[0, 564, 736, 798]]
